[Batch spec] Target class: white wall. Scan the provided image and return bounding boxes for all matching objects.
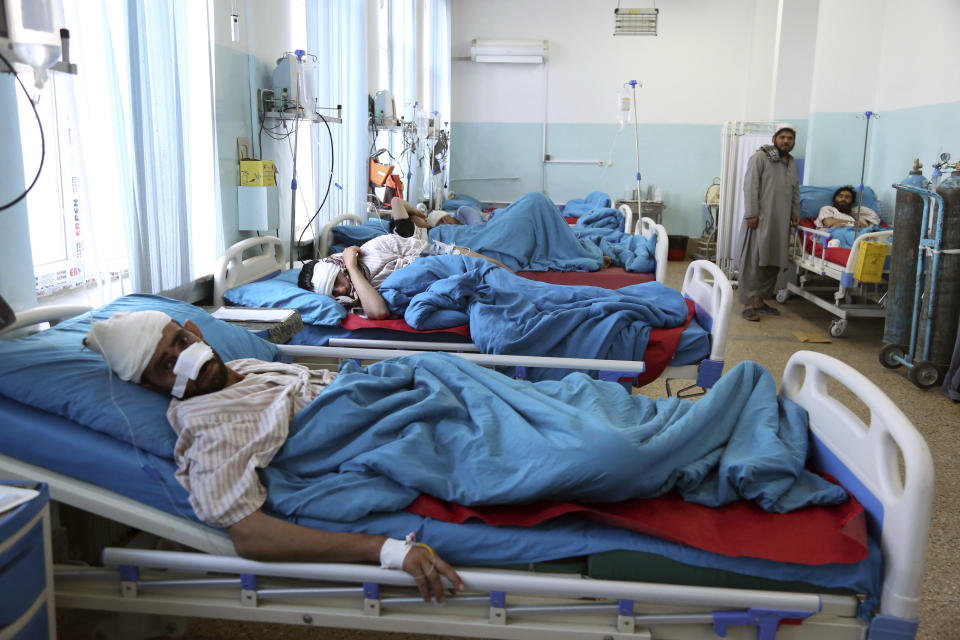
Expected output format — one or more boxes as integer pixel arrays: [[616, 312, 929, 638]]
[[770, 0, 818, 120], [874, 0, 960, 110], [807, 0, 886, 114], [451, 0, 781, 125]]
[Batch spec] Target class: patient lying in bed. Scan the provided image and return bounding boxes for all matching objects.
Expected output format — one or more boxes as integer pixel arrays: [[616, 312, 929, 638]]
[[83, 309, 463, 602], [297, 224, 512, 320]]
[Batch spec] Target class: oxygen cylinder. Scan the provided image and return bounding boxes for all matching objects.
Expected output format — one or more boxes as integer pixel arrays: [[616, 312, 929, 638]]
[[883, 160, 928, 347], [917, 167, 960, 367]]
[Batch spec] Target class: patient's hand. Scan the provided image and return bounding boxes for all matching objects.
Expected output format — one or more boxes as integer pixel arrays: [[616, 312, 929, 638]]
[[343, 246, 363, 267], [403, 545, 464, 603], [602, 256, 613, 269]]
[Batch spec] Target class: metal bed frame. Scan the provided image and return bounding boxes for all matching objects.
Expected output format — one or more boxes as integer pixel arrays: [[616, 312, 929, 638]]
[[0, 307, 934, 640], [776, 225, 892, 338]]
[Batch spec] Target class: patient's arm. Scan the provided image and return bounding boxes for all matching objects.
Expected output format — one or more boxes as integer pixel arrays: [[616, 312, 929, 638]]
[[344, 246, 391, 320], [228, 510, 463, 602]]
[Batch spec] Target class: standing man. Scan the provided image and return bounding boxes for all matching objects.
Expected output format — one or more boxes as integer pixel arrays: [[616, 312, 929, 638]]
[[740, 123, 800, 321]]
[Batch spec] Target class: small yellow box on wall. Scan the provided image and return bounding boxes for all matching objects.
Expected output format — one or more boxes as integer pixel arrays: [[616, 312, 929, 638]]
[[240, 160, 275, 186], [853, 238, 889, 283]]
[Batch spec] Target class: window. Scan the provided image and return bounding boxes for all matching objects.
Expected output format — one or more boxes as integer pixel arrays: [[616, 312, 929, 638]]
[[18, 0, 218, 300]]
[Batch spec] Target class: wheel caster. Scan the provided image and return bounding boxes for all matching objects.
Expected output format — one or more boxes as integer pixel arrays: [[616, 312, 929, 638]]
[[828, 318, 847, 337], [879, 344, 908, 369], [908, 360, 943, 389], [775, 289, 789, 304]]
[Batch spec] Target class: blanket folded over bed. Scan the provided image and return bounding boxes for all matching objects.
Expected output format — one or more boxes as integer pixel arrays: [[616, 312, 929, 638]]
[[261, 354, 847, 526], [378, 255, 683, 379], [429, 192, 605, 272]]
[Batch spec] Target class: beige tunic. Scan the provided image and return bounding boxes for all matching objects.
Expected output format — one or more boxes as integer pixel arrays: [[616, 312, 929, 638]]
[[742, 149, 800, 269], [167, 359, 337, 528], [815, 205, 880, 228]]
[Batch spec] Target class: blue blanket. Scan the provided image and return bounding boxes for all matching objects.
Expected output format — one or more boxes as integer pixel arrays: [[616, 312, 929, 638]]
[[827, 225, 888, 249], [574, 225, 658, 274], [563, 191, 612, 218], [262, 353, 846, 525], [380, 255, 684, 379], [576, 206, 624, 230], [429, 192, 604, 272]]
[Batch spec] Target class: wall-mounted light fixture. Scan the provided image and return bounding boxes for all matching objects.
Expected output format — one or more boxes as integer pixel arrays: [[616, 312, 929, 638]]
[[470, 39, 548, 64], [614, 4, 658, 36]]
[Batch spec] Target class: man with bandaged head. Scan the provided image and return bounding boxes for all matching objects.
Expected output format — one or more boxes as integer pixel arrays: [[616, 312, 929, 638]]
[[84, 310, 463, 603]]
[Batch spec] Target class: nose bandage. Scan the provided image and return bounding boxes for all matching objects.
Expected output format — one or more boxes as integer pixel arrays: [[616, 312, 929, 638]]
[[171, 342, 214, 399]]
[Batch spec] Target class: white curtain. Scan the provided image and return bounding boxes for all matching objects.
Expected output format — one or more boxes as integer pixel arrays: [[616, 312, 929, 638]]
[[717, 121, 777, 279], [23, 0, 216, 301], [421, 0, 450, 204], [307, 0, 369, 224]]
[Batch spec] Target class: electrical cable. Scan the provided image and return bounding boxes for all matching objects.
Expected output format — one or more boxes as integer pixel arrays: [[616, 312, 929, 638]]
[[296, 112, 335, 250], [0, 51, 45, 212]]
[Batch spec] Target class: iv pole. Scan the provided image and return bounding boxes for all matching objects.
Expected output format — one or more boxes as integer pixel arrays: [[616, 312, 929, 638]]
[[853, 110, 878, 234], [629, 80, 642, 212]]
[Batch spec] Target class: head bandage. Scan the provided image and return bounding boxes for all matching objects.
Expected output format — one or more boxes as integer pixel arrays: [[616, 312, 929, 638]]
[[170, 341, 214, 399], [84, 310, 172, 383], [775, 122, 796, 136], [425, 209, 448, 228], [310, 260, 341, 297]]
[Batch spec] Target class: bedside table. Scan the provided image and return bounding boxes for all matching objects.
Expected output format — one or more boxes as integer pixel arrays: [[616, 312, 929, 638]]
[[204, 307, 303, 344], [0, 482, 56, 639]]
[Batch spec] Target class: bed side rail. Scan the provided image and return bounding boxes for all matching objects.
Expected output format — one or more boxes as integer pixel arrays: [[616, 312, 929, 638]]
[[317, 214, 367, 258], [277, 344, 647, 376], [638, 217, 668, 283], [0, 304, 93, 337], [680, 260, 732, 362], [618, 203, 634, 235], [780, 350, 933, 621], [213, 236, 286, 307]]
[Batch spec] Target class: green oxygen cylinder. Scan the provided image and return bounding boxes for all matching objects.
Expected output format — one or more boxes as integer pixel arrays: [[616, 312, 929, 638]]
[[918, 164, 960, 368], [883, 159, 927, 347]]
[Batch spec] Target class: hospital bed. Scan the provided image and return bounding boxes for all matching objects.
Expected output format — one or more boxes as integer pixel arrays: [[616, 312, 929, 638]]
[[775, 186, 891, 337], [315, 206, 662, 285], [0, 300, 933, 640], [213, 235, 719, 392]]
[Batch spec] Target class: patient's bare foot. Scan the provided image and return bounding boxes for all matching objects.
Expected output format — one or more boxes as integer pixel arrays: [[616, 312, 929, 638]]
[[601, 256, 613, 269]]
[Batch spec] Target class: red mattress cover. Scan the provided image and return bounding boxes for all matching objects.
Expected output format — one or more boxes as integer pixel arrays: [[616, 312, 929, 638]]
[[408, 474, 867, 565], [516, 268, 655, 289], [341, 314, 471, 337]]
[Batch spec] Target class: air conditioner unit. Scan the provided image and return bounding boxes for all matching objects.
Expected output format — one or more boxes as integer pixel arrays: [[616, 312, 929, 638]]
[[470, 39, 548, 64]]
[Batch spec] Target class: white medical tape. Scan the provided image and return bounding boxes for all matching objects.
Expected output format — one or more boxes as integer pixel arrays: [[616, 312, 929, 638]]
[[170, 342, 214, 399], [379, 537, 412, 570]]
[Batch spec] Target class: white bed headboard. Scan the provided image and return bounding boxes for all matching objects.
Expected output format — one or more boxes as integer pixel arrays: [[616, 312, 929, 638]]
[[618, 203, 635, 236], [213, 236, 286, 307], [638, 217, 668, 283], [317, 214, 368, 258], [680, 260, 732, 360], [781, 350, 933, 621]]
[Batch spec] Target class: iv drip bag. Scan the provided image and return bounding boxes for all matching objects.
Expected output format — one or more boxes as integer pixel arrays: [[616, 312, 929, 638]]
[[617, 88, 632, 130]]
